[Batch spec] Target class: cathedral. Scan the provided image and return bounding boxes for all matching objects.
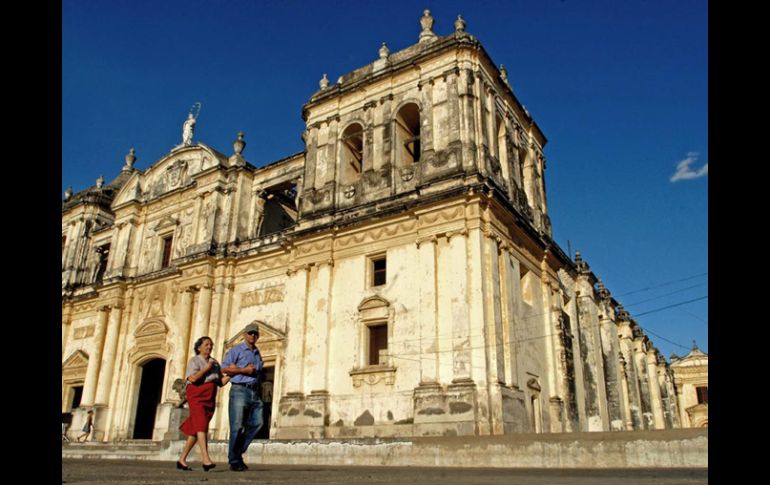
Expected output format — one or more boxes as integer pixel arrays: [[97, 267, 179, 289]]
[[62, 10, 701, 442]]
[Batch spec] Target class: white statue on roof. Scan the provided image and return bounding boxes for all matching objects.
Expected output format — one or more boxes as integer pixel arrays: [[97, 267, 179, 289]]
[[181, 102, 201, 146]]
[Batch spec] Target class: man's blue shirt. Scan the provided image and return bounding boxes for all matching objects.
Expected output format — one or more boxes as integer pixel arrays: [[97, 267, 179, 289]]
[[222, 342, 263, 385]]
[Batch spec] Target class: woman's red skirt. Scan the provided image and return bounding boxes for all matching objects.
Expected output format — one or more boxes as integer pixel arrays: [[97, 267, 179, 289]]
[[179, 381, 217, 436]]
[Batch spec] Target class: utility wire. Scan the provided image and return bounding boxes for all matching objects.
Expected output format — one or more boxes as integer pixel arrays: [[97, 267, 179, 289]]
[[614, 272, 708, 298], [624, 283, 706, 307], [632, 295, 707, 317]]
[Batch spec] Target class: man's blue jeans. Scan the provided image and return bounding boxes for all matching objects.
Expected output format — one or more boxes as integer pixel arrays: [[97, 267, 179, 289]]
[[228, 384, 264, 465]]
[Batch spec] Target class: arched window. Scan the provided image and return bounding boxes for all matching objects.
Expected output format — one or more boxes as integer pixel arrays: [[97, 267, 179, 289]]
[[395, 103, 420, 166], [341, 123, 364, 184]]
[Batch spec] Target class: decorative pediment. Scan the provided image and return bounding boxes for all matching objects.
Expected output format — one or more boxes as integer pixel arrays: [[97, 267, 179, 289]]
[[358, 295, 391, 321], [129, 319, 169, 364], [225, 320, 285, 358], [358, 295, 390, 311], [62, 350, 89, 372], [226, 320, 285, 347], [112, 172, 143, 207], [113, 145, 228, 206], [135, 319, 168, 338], [152, 215, 178, 233]]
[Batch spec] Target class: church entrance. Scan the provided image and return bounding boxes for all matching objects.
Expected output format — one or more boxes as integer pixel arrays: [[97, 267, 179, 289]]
[[133, 358, 166, 439], [256, 366, 274, 439]]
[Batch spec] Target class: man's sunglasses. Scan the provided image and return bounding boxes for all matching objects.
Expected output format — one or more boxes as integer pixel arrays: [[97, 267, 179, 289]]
[[247, 331, 259, 336]]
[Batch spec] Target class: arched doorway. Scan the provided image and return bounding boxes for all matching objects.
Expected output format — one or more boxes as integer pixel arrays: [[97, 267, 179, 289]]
[[133, 358, 166, 439]]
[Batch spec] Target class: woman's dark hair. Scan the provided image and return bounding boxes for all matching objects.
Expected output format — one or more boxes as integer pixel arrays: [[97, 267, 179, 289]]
[[193, 336, 212, 355]]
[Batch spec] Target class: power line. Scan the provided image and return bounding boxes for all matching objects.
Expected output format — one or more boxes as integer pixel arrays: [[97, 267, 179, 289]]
[[632, 295, 708, 317], [615, 272, 708, 298], [624, 283, 706, 307]]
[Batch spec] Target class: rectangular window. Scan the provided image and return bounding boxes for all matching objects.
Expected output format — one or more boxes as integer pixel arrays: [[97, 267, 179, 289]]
[[696, 386, 708, 404], [161, 236, 173, 269], [368, 324, 388, 366], [372, 256, 386, 287]]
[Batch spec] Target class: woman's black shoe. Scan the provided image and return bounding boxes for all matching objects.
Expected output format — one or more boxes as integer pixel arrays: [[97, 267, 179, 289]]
[[202, 463, 216, 472], [176, 461, 192, 471]]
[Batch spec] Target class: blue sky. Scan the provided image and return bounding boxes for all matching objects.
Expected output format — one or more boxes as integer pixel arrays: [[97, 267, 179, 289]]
[[62, 0, 708, 360]]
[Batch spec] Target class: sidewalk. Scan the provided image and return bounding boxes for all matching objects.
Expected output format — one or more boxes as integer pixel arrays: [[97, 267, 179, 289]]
[[62, 458, 708, 485], [62, 429, 707, 469]]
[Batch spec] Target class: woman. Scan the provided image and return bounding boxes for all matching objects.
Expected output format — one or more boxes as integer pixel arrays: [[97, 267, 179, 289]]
[[176, 336, 230, 471], [76, 410, 93, 442]]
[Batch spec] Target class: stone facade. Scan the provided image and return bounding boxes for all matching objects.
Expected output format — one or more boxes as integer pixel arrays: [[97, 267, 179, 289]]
[[62, 11, 692, 442], [670, 345, 708, 428]]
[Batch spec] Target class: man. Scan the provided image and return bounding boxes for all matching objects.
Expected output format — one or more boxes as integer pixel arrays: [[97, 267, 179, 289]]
[[222, 322, 264, 471]]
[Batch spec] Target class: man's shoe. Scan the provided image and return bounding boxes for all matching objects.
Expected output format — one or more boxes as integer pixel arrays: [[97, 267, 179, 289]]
[[229, 464, 246, 472], [240, 463, 249, 470]]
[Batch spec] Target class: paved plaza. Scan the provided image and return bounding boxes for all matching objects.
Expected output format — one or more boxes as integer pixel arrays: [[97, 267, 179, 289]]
[[62, 459, 707, 484]]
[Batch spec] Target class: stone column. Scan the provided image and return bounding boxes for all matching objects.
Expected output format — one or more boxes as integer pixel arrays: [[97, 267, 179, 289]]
[[363, 104, 374, 172], [171, 287, 195, 390], [81, 306, 109, 407], [484, 235, 505, 435], [446, 69, 462, 149], [62, 313, 71, 358], [450, 231, 473, 383], [522, 146, 536, 210], [282, 264, 309, 394], [499, 248, 519, 388], [417, 236, 438, 384], [95, 304, 123, 405], [617, 317, 642, 429], [464, 227, 488, 434], [618, 356, 634, 430], [305, 261, 332, 393], [458, 69, 477, 171], [377, 95, 393, 174], [207, 280, 224, 355], [191, 194, 205, 245], [575, 287, 606, 431], [597, 303, 623, 430], [191, 282, 213, 346], [633, 337, 653, 429], [476, 82, 493, 175], [533, 260, 561, 425], [675, 382, 689, 427], [646, 349, 665, 429], [418, 79, 434, 162]]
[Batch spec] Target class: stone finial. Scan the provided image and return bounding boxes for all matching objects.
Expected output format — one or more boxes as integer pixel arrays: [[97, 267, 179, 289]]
[[597, 279, 611, 300], [64, 186, 73, 201], [233, 131, 246, 155], [379, 42, 390, 59], [574, 250, 590, 274], [454, 14, 466, 32], [123, 147, 136, 171], [616, 304, 630, 321], [229, 131, 247, 167], [319, 73, 329, 90], [692, 340, 699, 350], [336, 76, 344, 85], [96, 175, 105, 189], [419, 9, 438, 43], [500, 64, 508, 83]]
